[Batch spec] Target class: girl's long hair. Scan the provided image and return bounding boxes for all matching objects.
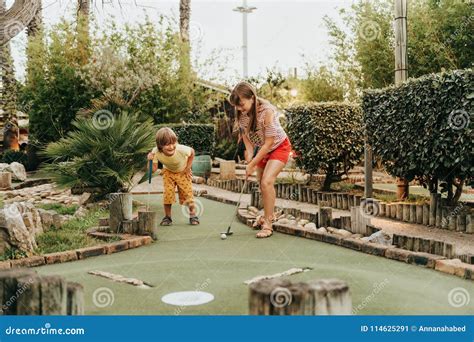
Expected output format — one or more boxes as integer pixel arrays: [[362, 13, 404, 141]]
[[229, 81, 265, 133]]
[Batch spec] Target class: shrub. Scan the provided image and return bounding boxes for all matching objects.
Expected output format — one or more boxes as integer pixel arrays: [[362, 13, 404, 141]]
[[20, 21, 95, 166], [363, 69, 473, 205], [156, 123, 215, 155], [286, 102, 364, 190], [40, 112, 156, 196], [1, 150, 28, 169]]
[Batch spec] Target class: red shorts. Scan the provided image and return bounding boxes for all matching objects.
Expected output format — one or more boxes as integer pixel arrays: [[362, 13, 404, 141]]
[[257, 137, 292, 169]]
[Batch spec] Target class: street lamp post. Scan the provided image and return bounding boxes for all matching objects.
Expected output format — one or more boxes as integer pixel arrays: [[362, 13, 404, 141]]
[[233, 0, 257, 79]]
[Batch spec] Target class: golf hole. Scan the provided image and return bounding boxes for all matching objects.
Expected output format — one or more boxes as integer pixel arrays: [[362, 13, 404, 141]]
[[161, 291, 214, 306]]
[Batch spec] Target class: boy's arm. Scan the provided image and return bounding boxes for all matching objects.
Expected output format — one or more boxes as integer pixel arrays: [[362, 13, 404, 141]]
[[147, 152, 159, 173], [184, 148, 195, 176]]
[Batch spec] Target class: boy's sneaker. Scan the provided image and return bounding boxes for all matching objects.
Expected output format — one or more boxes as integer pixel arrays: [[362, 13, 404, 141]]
[[160, 216, 173, 226]]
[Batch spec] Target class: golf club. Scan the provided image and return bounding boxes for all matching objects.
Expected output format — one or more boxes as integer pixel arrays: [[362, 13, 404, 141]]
[[220, 177, 248, 237], [147, 159, 153, 211], [220, 146, 259, 238]]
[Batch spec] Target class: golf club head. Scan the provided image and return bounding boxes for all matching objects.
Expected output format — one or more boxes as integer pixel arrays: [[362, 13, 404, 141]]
[[221, 226, 233, 236]]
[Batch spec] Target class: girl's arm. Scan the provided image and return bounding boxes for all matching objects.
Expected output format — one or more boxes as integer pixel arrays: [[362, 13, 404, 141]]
[[247, 110, 275, 167], [241, 132, 254, 163]]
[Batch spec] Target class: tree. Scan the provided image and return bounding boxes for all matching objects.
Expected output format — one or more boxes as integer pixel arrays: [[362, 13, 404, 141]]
[[301, 65, 344, 102], [324, 0, 474, 94], [0, 0, 18, 151]]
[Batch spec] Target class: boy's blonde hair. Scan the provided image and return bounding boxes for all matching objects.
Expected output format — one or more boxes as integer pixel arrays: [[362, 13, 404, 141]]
[[156, 127, 178, 152]]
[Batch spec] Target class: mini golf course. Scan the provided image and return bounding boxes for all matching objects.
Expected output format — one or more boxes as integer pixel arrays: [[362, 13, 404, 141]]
[[36, 195, 473, 315]]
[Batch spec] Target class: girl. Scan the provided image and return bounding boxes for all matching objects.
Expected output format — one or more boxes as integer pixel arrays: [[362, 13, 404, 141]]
[[229, 81, 292, 238]]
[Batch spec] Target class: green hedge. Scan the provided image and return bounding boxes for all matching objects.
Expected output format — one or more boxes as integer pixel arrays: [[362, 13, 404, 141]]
[[286, 102, 364, 190], [156, 123, 215, 155], [1, 150, 29, 170], [363, 69, 473, 204]]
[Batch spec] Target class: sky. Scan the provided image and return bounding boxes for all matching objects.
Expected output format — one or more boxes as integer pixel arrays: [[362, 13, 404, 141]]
[[8, 0, 354, 85]]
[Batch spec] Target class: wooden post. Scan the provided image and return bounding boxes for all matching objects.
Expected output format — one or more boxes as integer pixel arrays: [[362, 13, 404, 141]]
[[0, 269, 83, 315], [219, 161, 236, 180], [248, 278, 352, 315], [66, 282, 84, 315], [415, 204, 423, 224], [364, 140, 373, 199], [429, 193, 437, 226], [422, 203, 430, 226], [0, 172, 12, 190], [318, 207, 332, 228], [138, 211, 158, 240], [410, 205, 417, 223], [403, 204, 410, 222], [396, 203, 403, 221], [109, 193, 133, 233], [466, 214, 473, 234], [394, 0, 409, 200]]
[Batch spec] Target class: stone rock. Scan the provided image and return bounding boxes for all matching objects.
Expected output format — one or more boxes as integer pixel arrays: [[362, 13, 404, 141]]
[[248, 206, 259, 215], [352, 234, 363, 239], [304, 222, 317, 230], [52, 213, 67, 228], [298, 219, 310, 226], [74, 207, 89, 219], [38, 209, 55, 230], [7, 162, 27, 181], [288, 219, 298, 226], [277, 218, 290, 225], [0, 203, 37, 254], [297, 224, 304, 229], [317, 227, 328, 234], [361, 230, 392, 246], [332, 229, 352, 238], [287, 215, 296, 220]]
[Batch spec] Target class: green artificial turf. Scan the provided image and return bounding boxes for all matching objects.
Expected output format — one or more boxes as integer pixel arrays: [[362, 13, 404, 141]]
[[36, 195, 474, 315]]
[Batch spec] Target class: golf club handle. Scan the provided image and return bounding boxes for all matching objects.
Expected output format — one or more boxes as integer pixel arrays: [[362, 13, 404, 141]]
[[148, 159, 153, 184]]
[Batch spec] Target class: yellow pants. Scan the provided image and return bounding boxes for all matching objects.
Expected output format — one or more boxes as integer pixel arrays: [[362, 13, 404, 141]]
[[162, 168, 194, 205]]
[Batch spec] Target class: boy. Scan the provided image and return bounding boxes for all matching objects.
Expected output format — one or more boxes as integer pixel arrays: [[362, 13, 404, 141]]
[[147, 127, 200, 226]]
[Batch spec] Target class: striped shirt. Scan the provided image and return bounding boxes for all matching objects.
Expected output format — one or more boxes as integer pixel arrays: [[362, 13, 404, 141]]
[[238, 102, 287, 151]]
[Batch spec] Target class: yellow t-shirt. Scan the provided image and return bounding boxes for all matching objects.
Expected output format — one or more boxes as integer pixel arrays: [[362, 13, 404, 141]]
[[152, 144, 193, 173]]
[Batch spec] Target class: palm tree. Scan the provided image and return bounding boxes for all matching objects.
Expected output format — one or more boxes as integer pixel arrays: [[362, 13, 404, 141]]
[[0, 0, 18, 151], [179, 0, 191, 44]]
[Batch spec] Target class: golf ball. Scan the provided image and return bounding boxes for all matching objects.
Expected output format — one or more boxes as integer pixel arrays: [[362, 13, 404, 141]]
[[220, 233, 227, 240]]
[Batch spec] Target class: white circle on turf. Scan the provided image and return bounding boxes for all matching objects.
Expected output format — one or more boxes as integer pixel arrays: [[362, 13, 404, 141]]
[[161, 291, 214, 306]]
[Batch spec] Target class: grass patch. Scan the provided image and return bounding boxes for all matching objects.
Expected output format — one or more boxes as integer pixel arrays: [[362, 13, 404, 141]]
[[36, 208, 109, 254], [0, 248, 28, 261], [37, 203, 78, 215]]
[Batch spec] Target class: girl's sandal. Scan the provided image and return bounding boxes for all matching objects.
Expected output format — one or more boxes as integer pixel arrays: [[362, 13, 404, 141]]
[[189, 216, 200, 225], [252, 215, 265, 230], [160, 216, 173, 226], [256, 218, 273, 238], [252, 214, 275, 230]]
